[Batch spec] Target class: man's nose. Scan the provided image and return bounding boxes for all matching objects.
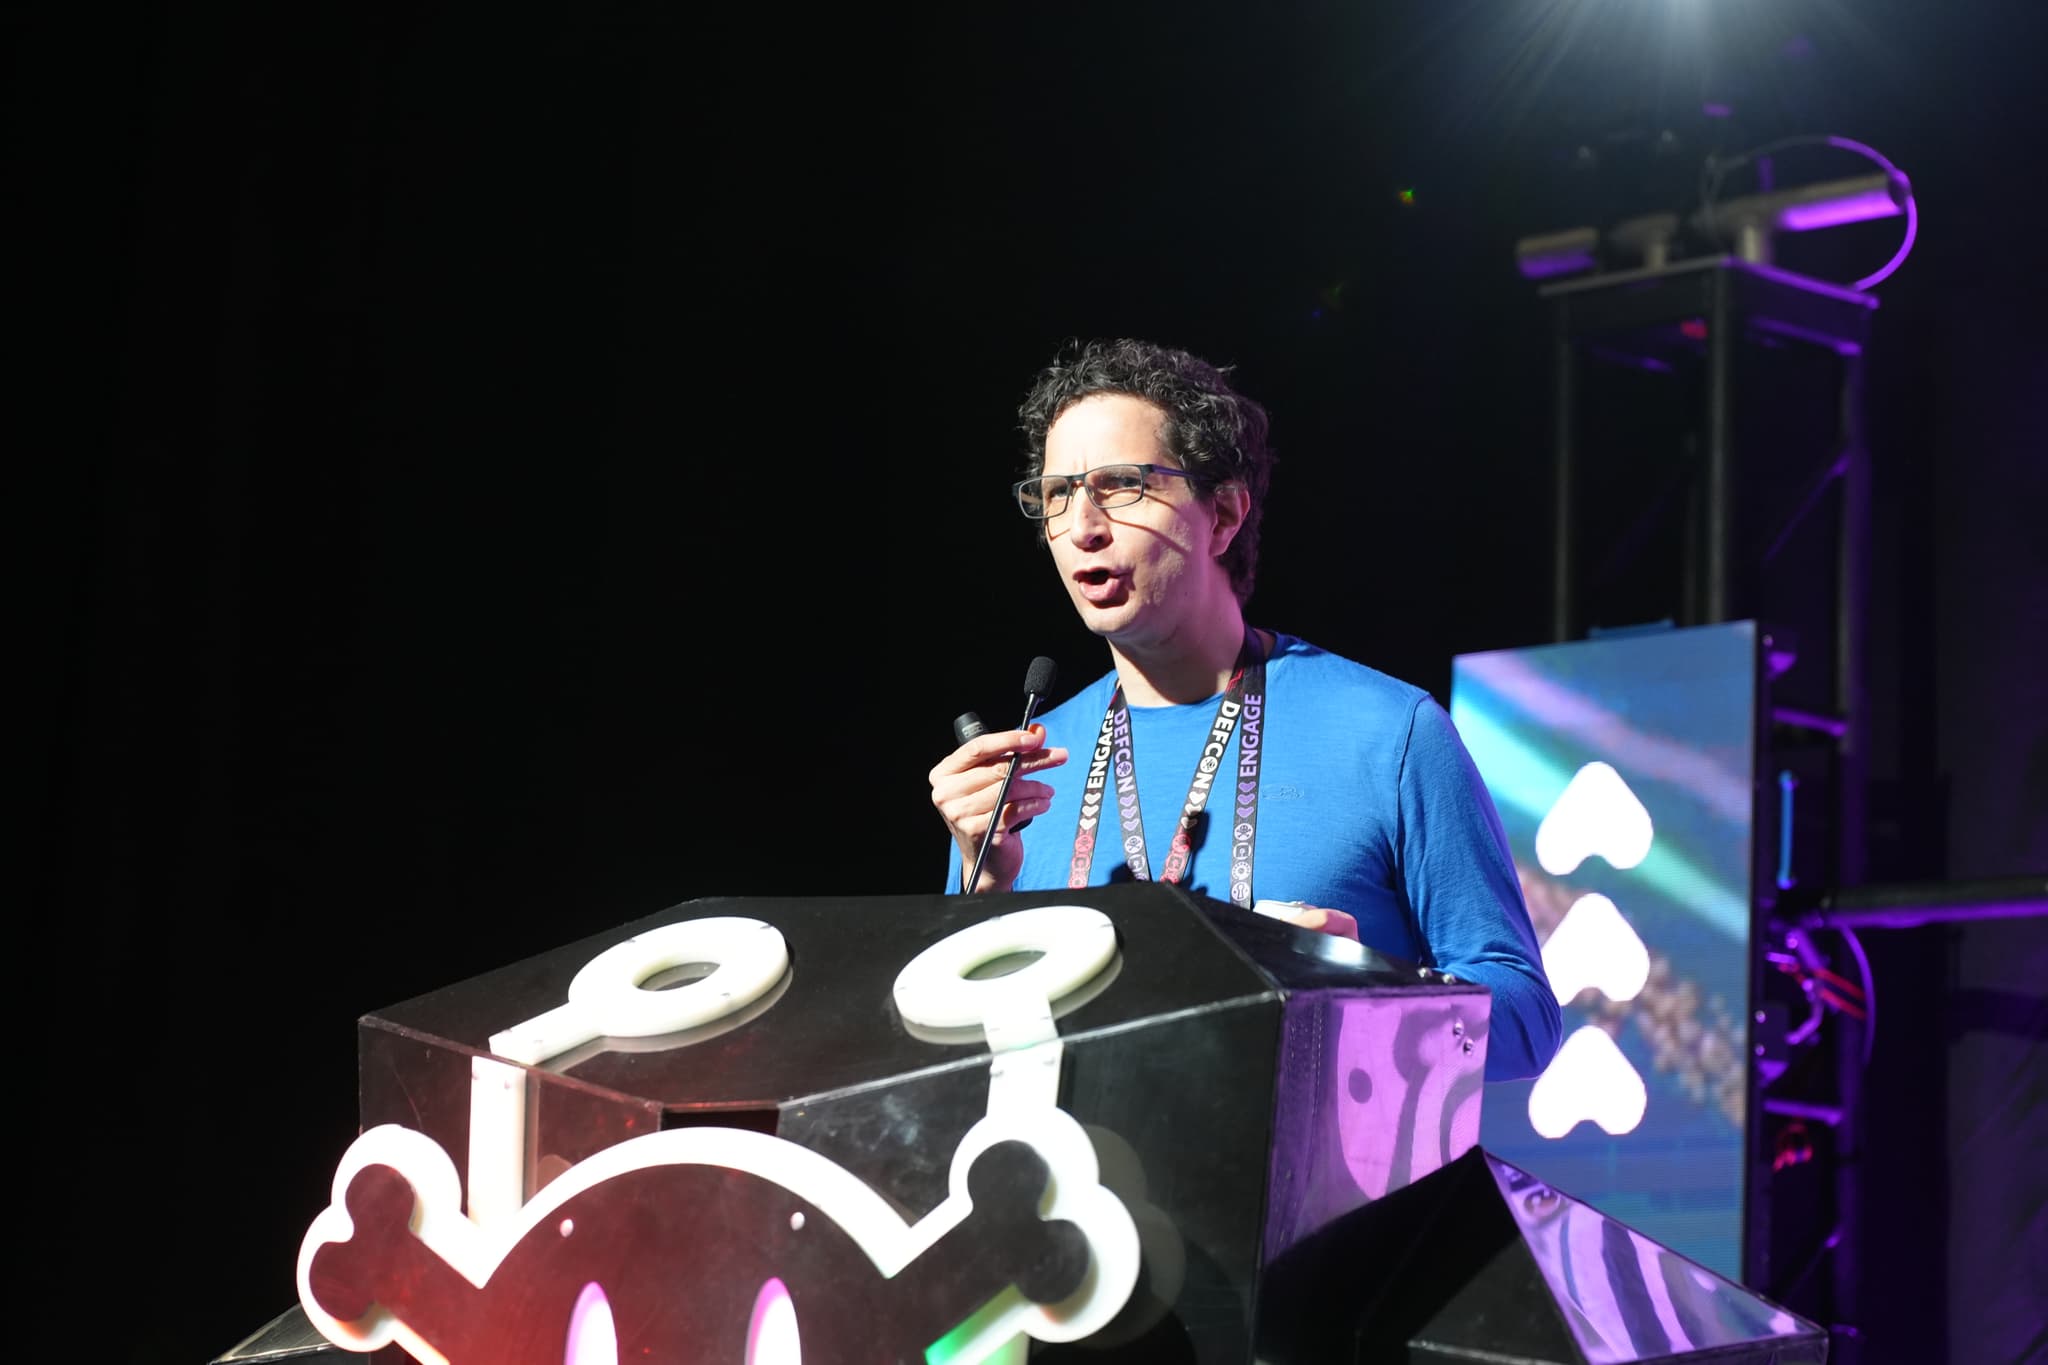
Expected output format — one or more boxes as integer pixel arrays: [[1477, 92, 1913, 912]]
[[1067, 489, 1113, 548]]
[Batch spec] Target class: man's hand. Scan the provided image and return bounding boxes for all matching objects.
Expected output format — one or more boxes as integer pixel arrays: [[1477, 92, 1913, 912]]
[[1254, 901, 1360, 942], [928, 723, 1068, 894]]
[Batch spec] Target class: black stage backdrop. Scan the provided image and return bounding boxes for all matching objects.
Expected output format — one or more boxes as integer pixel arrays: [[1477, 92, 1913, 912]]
[[19, 4, 2044, 1362]]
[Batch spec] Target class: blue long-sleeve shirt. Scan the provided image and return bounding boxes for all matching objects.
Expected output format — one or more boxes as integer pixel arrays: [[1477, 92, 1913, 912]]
[[946, 632, 1561, 1081]]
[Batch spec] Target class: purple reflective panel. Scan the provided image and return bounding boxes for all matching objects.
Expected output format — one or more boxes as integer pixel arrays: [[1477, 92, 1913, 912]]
[[1262, 985, 1489, 1260], [1487, 1154, 1812, 1362]]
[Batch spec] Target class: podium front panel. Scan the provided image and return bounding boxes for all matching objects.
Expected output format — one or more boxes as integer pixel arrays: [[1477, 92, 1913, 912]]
[[354, 881, 1493, 1362]]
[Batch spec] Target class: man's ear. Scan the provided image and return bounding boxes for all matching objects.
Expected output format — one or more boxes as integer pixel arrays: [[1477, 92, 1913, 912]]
[[1210, 480, 1251, 558]]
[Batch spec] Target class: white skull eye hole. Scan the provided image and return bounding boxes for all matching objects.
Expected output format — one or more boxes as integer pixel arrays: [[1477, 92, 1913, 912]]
[[893, 906, 1120, 1039]]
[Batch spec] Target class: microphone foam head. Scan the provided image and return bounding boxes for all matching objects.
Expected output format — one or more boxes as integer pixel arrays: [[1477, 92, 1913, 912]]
[[1023, 656, 1059, 697]]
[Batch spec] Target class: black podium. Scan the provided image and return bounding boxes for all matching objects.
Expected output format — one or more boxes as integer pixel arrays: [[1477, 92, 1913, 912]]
[[222, 882, 1826, 1364]]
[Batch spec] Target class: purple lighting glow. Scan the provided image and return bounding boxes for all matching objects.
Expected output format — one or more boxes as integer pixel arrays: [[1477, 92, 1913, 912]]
[[1778, 187, 1904, 232], [1856, 193, 1918, 291], [564, 1282, 617, 1365], [747, 1277, 801, 1365], [1824, 134, 1919, 290], [1519, 248, 1599, 280]]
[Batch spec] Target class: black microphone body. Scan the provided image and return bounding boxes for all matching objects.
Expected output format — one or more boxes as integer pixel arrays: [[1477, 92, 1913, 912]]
[[963, 656, 1058, 894]]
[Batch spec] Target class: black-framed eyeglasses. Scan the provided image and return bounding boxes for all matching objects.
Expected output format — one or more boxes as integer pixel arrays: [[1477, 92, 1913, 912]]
[[1012, 464, 1197, 520]]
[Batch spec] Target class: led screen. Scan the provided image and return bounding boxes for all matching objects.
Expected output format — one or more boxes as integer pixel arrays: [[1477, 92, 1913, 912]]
[[1451, 620, 1757, 1278]]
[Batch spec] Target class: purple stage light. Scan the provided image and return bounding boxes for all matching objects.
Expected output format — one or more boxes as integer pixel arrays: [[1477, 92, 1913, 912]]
[[1777, 185, 1904, 232], [1518, 247, 1599, 280]]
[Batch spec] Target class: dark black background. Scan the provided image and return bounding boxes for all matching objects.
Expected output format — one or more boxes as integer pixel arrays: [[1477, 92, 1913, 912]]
[[20, 3, 2044, 1362]]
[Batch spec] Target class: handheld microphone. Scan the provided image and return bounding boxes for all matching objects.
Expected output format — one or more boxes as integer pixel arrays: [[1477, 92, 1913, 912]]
[[962, 656, 1058, 894]]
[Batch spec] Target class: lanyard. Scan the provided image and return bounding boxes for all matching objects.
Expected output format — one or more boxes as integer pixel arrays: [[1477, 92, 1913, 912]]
[[1068, 631, 1268, 907]]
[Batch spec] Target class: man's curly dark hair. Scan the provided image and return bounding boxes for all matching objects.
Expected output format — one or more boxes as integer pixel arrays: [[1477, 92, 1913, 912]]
[[1018, 337, 1274, 604]]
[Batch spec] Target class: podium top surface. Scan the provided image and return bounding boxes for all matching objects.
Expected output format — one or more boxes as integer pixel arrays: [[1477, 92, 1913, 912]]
[[362, 882, 1474, 1111]]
